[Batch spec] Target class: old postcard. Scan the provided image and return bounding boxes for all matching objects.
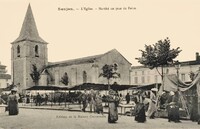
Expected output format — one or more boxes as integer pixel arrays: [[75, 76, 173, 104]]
[[0, 0, 200, 129]]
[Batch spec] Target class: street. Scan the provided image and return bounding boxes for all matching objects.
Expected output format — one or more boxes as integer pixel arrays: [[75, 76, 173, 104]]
[[0, 107, 199, 129]]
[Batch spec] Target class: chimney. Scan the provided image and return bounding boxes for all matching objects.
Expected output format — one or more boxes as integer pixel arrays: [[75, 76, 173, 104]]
[[196, 52, 200, 61]]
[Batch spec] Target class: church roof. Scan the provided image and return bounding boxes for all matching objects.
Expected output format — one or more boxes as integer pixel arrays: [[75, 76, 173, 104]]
[[12, 4, 47, 44], [47, 53, 103, 68], [47, 49, 131, 68]]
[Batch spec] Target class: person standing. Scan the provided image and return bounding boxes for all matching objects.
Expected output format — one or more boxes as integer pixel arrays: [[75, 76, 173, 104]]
[[167, 91, 181, 123], [107, 89, 120, 123], [134, 95, 146, 123], [119, 93, 123, 102], [146, 88, 158, 119], [26, 93, 30, 104], [88, 89, 96, 112], [81, 89, 88, 112], [95, 91, 103, 114], [7, 88, 19, 115], [44, 93, 48, 105], [125, 93, 130, 104], [36, 93, 41, 106]]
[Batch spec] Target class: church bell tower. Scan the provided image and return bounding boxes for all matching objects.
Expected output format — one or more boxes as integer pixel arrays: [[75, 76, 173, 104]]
[[11, 4, 48, 93]]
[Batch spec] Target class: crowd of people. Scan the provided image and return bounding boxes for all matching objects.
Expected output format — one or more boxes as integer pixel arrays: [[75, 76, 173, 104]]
[[78, 89, 121, 123], [132, 88, 183, 123], [79, 89, 103, 114], [77, 87, 181, 124], [1, 86, 199, 125]]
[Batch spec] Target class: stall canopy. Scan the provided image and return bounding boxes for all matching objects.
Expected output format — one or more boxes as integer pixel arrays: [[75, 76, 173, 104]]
[[26, 83, 136, 91], [26, 85, 70, 91], [128, 83, 161, 90], [69, 83, 136, 91], [162, 72, 200, 92]]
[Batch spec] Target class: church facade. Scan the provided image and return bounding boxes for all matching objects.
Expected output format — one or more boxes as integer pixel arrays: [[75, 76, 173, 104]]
[[11, 5, 132, 93]]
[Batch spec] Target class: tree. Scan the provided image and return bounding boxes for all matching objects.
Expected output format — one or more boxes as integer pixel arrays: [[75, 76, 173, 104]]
[[61, 72, 69, 86], [30, 64, 40, 86], [136, 37, 182, 80], [99, 64, 120, 90], [60, 72, 69, 107]]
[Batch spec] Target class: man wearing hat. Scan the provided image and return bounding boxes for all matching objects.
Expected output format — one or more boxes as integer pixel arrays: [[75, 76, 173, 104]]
[[7, 87, 19, 115]]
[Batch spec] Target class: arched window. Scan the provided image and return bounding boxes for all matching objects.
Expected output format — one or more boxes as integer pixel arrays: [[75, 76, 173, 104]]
[[83, 71, 87, 83], [17, 45, 20, 57], [35, 45, 39, 57], [113, 63, 118, 71]]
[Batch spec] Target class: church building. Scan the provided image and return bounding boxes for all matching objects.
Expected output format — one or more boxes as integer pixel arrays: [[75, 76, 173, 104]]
[[11, 4, 132, 93]]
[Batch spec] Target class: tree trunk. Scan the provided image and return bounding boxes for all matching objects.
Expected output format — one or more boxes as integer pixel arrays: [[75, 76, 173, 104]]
[[198, 96, 200, 124], [35, 81, 39, 86], [108, 79, 110, 91], [65, 90, 67, 107], [161, 66, 164, 91], [197, 81, 200, 124], [161, 66, 164, 81]]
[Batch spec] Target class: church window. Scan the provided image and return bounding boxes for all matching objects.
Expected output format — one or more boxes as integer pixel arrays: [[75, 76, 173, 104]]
[[113, 63, 118, 71], [35, 45, 39, 57], [83, 71, 87, 83], [17, 45, 20, 57]]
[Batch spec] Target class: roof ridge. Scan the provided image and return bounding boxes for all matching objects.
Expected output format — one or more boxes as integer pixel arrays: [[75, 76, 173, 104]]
[[49, 53, 104, 65]]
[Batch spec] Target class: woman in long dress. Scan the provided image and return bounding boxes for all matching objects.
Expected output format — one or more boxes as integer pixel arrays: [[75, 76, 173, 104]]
[[8, 88, 19, 115], [107, 89, 119, 123], [134, 95, 146, 123], [95, 91, 103, 114], [167, 91, 181, 123]]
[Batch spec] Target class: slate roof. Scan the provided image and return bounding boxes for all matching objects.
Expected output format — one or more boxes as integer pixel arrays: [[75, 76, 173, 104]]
[[47, 54, 103, 68], [47, 49, 131, 68], [12, 4, 47, 44]]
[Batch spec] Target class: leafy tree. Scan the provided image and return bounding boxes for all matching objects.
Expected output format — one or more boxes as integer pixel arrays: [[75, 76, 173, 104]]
[[30, 64, 40, 86], [61, 72, 69, 86], [99, 64, 120, 90], [136, 37, 182, 80]]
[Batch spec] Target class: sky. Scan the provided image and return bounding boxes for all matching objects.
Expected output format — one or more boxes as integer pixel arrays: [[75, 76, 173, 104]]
[[0, 0, 200, 74]]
